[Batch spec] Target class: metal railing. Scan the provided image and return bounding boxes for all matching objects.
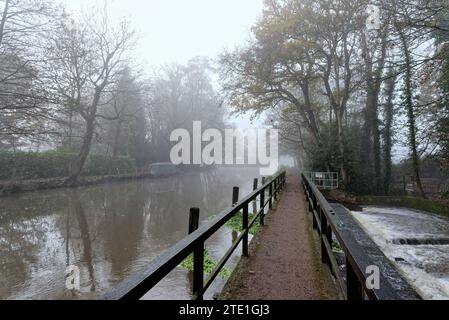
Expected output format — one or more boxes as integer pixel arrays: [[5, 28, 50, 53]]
[[104, 171, 287, 300], [304, 172, 339, 190], [301, 173, 420, 300]]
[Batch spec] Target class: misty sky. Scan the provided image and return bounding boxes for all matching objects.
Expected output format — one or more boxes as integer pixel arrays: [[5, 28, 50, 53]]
[[62, 0, 265, 129], [62, 0, 262, 69]]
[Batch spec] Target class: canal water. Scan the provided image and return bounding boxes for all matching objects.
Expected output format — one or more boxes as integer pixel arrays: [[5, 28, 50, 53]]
[[351, 206, 449, 300], [0, 167, 262, 300]]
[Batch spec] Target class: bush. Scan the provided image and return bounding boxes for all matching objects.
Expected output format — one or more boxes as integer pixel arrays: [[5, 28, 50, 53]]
[[83, 154, 136, 177], [0, 151, 136, 180]]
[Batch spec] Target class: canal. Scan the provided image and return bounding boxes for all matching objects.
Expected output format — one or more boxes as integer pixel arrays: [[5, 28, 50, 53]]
[[0, 167, 262, 300]]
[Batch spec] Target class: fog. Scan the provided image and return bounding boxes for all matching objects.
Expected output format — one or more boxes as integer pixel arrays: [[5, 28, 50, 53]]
[[63, 0, 263, 67]]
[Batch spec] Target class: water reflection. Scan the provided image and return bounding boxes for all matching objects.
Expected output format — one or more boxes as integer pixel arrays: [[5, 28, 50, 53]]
[[0, 167, 260, 299]]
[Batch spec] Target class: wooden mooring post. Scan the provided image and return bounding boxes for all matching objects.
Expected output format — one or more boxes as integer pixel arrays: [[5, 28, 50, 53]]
[[188, 207, 203, 300], [232, 187, 239, 206]]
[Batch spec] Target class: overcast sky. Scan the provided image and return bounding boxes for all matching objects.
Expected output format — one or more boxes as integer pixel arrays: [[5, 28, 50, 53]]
[[62, 0, 262, 68], [61, 0, 265, 128]]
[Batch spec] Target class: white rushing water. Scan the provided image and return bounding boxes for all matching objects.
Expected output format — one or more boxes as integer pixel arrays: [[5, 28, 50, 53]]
[[351, 206, 449, 300]]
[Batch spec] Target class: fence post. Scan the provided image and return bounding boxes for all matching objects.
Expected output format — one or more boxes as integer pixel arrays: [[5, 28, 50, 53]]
[[304, 175, 308, 196], [311, 194, 318, 230], [242, 203, 249, 257], [277, 176, 280, 194], [274, 178, 278, 201], [320, 208, 331, 267], [260, 177, 266, 225], [269, 181, 273, 210], [231, 187, 239, 243], [188, 208, 203, 300], [346, 257, 364, 300], [260, 186, 265, 226], [253, 178, 258, 215]]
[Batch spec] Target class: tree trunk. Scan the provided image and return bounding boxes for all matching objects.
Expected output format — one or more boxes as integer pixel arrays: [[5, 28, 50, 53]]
[[360, 33, 373, 168], [360, 32, 387, 194], [383, 69, 396, 194], [398, 30, 426, 198], [66, 118, 95, 184], [68, 109, 73, 150], [372, 100, 381, 192], [336, 110, 347, 185], [301, 82, 320, 141], [112, 120, 123, 158], [0, 0, 10, 47], [66, 87, 103, 184], [360, 106, 373, 168]]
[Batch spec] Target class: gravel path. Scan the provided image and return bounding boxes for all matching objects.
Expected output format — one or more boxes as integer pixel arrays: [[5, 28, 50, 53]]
[[221, 175, 322, 300]]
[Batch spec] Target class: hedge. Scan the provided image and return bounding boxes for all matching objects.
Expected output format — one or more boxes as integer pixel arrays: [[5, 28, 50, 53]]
[[0, 151, 136, 180]]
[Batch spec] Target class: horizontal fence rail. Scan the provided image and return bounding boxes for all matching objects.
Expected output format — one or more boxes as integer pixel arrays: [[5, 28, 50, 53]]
[[301, 173, 420, 300], [104, 171, 287, 300]]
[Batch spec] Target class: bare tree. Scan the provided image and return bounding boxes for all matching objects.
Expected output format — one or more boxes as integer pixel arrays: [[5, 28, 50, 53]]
[[43, 6, 136, 183], [0, 0, 62, 146]]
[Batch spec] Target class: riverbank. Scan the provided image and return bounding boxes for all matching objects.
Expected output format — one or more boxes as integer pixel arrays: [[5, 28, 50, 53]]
[[0, 172, 151, 197]]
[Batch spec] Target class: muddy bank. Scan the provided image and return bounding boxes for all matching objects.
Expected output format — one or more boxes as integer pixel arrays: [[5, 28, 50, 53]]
[[0, 173, 151, 197]]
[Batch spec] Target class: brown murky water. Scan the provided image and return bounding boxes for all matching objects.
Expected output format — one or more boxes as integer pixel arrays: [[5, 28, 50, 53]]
[[0, 167, 261, 300]]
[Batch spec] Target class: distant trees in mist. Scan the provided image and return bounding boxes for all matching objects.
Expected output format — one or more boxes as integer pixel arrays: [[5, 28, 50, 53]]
[[0, 0, 225, 182]]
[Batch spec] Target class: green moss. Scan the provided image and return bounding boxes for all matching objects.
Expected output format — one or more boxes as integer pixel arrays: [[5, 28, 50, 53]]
[[226, 211, 261, 235], [179, 249, 231, 279], [332, 241, 343, 253]]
